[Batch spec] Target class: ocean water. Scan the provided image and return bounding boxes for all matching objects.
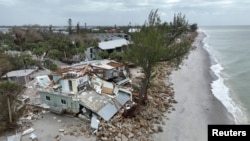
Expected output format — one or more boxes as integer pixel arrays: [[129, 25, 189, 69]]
[[201, 26, 250, 124]]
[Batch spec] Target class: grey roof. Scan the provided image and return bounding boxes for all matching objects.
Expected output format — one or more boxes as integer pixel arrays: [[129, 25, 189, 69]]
[[90, 33, 129, 42], [77, 87, 131, 121], [78, 90, 111, 113], [3, 69, 36, 78], [98, 39, 129, 50], [97, 91, 130, 121]]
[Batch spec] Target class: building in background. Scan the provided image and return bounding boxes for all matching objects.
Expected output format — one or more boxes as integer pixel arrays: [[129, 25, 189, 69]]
[[2, 69, 37, 86]]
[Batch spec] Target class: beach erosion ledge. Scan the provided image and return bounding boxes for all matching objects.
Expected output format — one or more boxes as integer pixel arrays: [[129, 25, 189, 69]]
[[155, 31, 235, 141]]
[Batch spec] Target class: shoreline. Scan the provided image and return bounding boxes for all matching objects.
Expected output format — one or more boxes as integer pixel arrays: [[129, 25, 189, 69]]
[[155, 31, 234, 141]]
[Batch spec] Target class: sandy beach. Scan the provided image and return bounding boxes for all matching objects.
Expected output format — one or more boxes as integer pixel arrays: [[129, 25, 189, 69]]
[[155, 31, 234, 141]]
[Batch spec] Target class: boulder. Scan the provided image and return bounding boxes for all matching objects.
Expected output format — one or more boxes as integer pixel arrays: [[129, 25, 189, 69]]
[[115, 136, 122, 141], [101, 136, 109, 141], [128, 132, 134, 138], [121, 134, 128, 141]]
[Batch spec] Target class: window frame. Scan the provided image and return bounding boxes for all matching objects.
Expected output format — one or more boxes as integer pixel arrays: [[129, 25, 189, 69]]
[[45, 96, 50, 101], [61, 99, 66, 105]]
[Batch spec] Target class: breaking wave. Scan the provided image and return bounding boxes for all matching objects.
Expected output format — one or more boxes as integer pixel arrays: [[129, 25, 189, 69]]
[[201, 30, 247, 124]]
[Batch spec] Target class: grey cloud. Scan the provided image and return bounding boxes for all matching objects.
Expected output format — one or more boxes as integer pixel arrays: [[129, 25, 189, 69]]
[[0, 0, 250, 26]]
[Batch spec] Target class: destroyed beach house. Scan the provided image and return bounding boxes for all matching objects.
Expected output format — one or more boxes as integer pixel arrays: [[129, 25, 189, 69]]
[[35, 60, 132, 122]]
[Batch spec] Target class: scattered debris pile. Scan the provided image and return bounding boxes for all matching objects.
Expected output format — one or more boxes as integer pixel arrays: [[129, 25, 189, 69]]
[[62, 123, 93, 138], [17, 105, 47, 133], [94, 62, 177, 140]]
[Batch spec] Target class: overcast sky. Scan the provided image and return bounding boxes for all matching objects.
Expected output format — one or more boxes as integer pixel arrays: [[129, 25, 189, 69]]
[[0, 0, 250, 26]]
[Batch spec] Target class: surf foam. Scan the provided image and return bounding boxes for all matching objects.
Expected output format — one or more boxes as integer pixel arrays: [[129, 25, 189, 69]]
[[201, 30, 247, 124]]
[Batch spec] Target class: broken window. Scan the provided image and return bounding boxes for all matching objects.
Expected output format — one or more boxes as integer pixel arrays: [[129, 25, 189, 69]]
[[61, 99, 66, 105], [77, 84, 86, 92], [46, 96, 50, 101]]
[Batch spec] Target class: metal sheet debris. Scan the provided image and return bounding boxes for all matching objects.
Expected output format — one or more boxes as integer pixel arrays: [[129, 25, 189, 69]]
[[97, 92, 131, 121], [91, 114, 100, 129], [30, 133, 37, 140], [22, 127, 35, 136]]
